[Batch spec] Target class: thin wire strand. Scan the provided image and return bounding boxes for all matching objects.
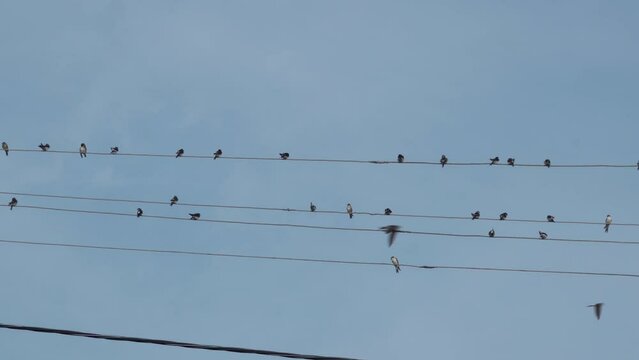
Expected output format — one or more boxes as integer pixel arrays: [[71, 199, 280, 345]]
[[9, 204, 639, 247], [7, 148, 638, 168], [0, 238, 638, 278], [2, 190, 636, 227], [0, 323, 360, 360]]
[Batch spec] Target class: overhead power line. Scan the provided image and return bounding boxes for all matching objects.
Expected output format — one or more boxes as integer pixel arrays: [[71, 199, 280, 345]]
[[7, 204, 639, 247], [0, 323, 359, 360], [2, 190, 637, 227], [1, 238, 638, 279], [6, 148, 639, 168]]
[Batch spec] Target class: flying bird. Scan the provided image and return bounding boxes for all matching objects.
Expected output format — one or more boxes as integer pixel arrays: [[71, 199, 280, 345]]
[[490, 156, 500, 165], [440, 155, 448, 167], [507, 158, 515, 166], [189, 213, 201, 220], [170, 196, 179, 206], [38, 143, 50, 151], [346, 203, 353, 219], [110, 146, 119, 154], [279, 152, 289, 160], [384, 208, 392, 215], [539, 231, 548, 240], [588, 303, 604, 320], [136, 208, 143, 217], [397, 154, 404, 163], [8, 197, 17, 210], [213, 149, 222, 159], [471, 211, 480, 220], [544, 159, 551, 168], [391, 256, 401, 273], [488, 229, 495, 237], [79, 143, 87, 158], [547, 215, 555, 222], [604, 214, 612, 233], [175, 148, 184, 158], [310, 202, 316, 212], [499, 212, 508, 220], [2, 142, 8, 156], [380, 225, 401, 247]]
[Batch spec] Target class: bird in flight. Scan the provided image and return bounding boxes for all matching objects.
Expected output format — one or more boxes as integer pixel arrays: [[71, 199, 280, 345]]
[[110, 147, 119, 154], [546, 215, 555, 222], [539, 231, 548, 240], [471, 211, 480, 220], [38, 143, 50, 151], [588, 303, 603, 320], [79, 143, 87, 158], [189, 213, 201, 220], [507, 158, 515, 166], [604, 215, 612, 232], [136, 208, 143, 217], [175, 148, 184, 158], [440, 155, 448, 167], [499, 212, 508, 220], [384, 208, 392, 215], [279, 152, 289, 160], [310, 202, 316, 212], [391, 256, 401, 273], [346, 203, 353, 219], [170, 196, 179, 206], [490, 156, 500, 165], [544, 159, 551, 168], [397, 154, 404, 163], [2, 142, 8, 156], [8, 197, 17, 210], [213, 149, 222, 159], [380, 225, 401, 247], [488, 229, 495, 237]]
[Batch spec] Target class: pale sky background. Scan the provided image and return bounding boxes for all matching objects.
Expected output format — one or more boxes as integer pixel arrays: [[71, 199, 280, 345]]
[[1, 1, 639, 359]]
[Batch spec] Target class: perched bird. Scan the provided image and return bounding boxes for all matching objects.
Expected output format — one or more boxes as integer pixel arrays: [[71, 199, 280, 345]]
[[471, 211, 480, 220], [38, 143, 50, 151], [79, 143, 87, 158], [539, 231, 548, 240], [544, 159, 551, 168], [604, 214, 612, 233], [346, 203, 353, 219], [490, 156, 500, 165], [380, 225, 401, 247], [397, 154, 404, 163], [310, 202, 316, 212], [279, 152, 290, 160], [507, 158, 515, 166], [213, 149, 222, 160], [499, 212, 508, 220], [391, 256, 401, 273], [8, 197, 17, 210], [170, 196, 179, 206], [588, 303, 604, 320], [2, 142, 8, 156], [547, 215, 555, 222], [384, 208, 392, 215], [136, 208, 143, 217], [175, 148, 184, 158], [110, 146, 119, 154], [440, 155, 448, 167], [189, 212, 201, 220], [488, 229, 495, 237]]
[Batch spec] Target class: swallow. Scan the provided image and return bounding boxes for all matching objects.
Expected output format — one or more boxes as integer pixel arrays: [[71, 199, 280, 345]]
[[79, 143, 87, 158], [176, 148, 184, 158], [440, 155, 448, 167], [490, 156, 499, 165], [397, 154, 404, 163], [507, 158, 515, 166], [38, 143, 50, 151], [499, 212, 508, 220], [8, 197, 17, 210], [471, 211, 480, 220], [213, 149, 222, 159], [279, 152, 289, 160], [384, 208, 392, 215], [539, 231, 548, 240], [544, 159, 551, 168], [170, 196, 179, 206], [391, 256, 401, 273], [488, 229, 495, 237], [136, 208, 143, 217], [310, 202, 316, 212], [604, 214, 612, 233], [2, 142, 8, 156], [346, 203, 353, 219], [588, 303, 603, 320], [547, 215, 555, 222], [189, 212, 201, 220], [110, 146, 119, 154], [380, 225, 401, 247]]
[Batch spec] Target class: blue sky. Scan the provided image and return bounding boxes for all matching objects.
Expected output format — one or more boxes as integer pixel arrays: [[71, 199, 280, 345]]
[[1, 1, 638, 359]]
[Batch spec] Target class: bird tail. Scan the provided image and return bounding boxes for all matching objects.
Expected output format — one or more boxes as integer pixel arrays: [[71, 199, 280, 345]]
[[4, 150, 7, 156], [349, 214, 353, 219], [604, 224, 609, 232], [396, 267, 400, 273]]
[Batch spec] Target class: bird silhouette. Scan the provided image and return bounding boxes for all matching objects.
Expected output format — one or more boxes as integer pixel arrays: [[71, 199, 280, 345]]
[[310, 202, 316, 212], [588, 303, 603, 320], [346, 203, 353, 219], [38, 143, 50, 151], [136, 208, 143, 217], [79, 143, 87, 158], [8, 197, 17, 210], [471, 211, 480, 220], [539, 231, 548, 240], [175, 148, 184, 158], [110, 146, 119, 154], [189, 213, 201, 220], [2, 142, 8, 156], [440, 155, 448, 167], [544, 159, 551, 168], [547, 215, 555, 222], [490, 156, 500, 165], [507, 158, 515, 166], [499, 212, 508, 220], [380, 225, 401, 247], [604, 215, 612, 233], [488, 229, 495, 237], [279, 152, 289, 160], [170, 196, 179, 206], [391, 256, 401, 273], [384, 208, 392, 215], [397, 154, 404, 163], [213, 149, 222, 159]]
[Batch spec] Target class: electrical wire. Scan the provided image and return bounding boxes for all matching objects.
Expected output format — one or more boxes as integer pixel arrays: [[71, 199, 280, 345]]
[[8, 204, 639, 247], [2, 190, 637, 227], [0, 238, 638, 278], [6, 148, 639, 168], [0, 323, 360, 360]]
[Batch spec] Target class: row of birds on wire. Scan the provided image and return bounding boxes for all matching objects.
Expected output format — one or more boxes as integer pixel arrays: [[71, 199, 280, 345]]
[[2, 142, 638, 169]]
